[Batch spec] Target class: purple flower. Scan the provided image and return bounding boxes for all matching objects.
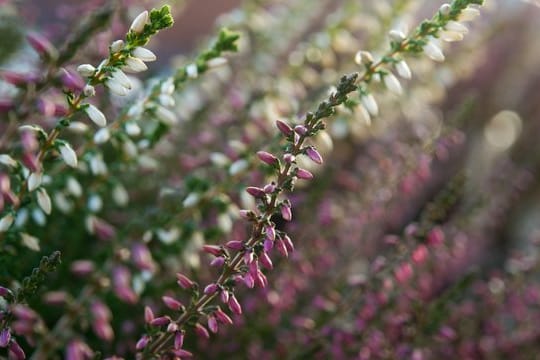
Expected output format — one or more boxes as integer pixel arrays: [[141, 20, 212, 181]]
[[162, 296, 184, 311], [176, 273, 195, 289], [294, 125, 308, 135], [305, 146, 323, 164], [0, 328, 11, 348], [174, 331, 185, 350], [144, 306, 155, 324], [204, 283, 218, 295], [228, 294, 242, 315], [281, 202, 292, 221], [195, 323, 210, 339], [259, 251, 273, 270], [150, 316, 171, 327], [246, 186, 266, 198], [136, 335, 150, 351], [8, 340, 25, 360], [215, 308, 233, 325], [202, 245, 222, 256], [276, 119, 293, 136], [207, 314, 219, 333], [225, 240, 244, 251], [296, 168, 314, 180]]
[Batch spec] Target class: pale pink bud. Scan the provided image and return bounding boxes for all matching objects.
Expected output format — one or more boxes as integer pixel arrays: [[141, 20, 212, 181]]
[[412, 245, 428, 264], [264, 238, 274, 252], [283, 235, 294, 254], [246, 186, 266, 198], [215, 308, 233, 325], [244, 250, 254, 265], [162, 296, 183, 311], [276, 238, 289, 257], [144, 306, 155, 324], [243, 273, 255, 288], [92, 217, 116, 241], [132, 243, 155, 271], [427, 227, 445, 246], [174, 331, 184, 349], [92, 320, 114, 341], [296, 168, 313, 180], [281, 203, 292, 221], [91, 301, 111, 322], [150, 316, 171, 327], [194, 323, 209, 339], [305, 146, 323, 164], [204, 283, 218, 295], [172, 349, 193, 357], [167, 322, 178, 333], [257, 151, 278, 165], [265, 225, 275, 241], [263, 183, 276, 193], [202, 245, 222, 256], [27, 32, 57, 60], [210, 256, 225, 267], [208, 314, 218, 333], [283, 153, 296, 163], [394, 263, 413, 283], [226, 240, 244, 251], [176, 273, 195, 289], [220, 290, 229, 304], [228, 294, 242, 315], [136, 335, 150, 350], [276, 120, 293, 136], [259, 251, 273, 270], [8, 340, 25, 360]]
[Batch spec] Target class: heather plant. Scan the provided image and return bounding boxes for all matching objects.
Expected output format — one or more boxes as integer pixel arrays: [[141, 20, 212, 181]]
[[1, 0, 540, 359]]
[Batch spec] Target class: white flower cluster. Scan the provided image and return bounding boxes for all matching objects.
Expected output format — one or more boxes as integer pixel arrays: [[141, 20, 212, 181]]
[[353, 2, 481, 125], [75, 10, 157, 128]]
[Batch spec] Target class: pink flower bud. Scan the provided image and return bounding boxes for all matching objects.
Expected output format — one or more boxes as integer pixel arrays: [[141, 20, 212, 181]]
[[255, 270, 268, 288], [412, 245, 428, 264], [132, 243, 155, 271], [228, 294, 242, 315], [204, 283, 218, 295], [264, 238, 274, 252], [296, 168, 313, 180], [21, 153, 40, 173], [276, 238, 289, 257], [394, 263, 413, 283], [59, 68, 84, 92], [305, 146, 323, 164], [162, 296, 184, 311], [70, 260, 95, 277], [246, 186, 266, 198], [174, 331, 184, 349], [215, 308, 233, 325], [283, 234, 295, 252], [144, 306, 155, 324], [294, 125, 308, 135], [225, 240, 244, 251], [27, 32, 57, 59], [257, 151, 278, 166], [195, 323, 210, 339], [0, 328, 11, 347], [263, 183, 276, 194], [208, 314, 219, 333], [0, 99, 14, 113], [281, 202, 292, 221], [265, 225, 275, 241], [172, 349, 193, 357], [92, 217, 116, 241], [0, 286, 12, 298], [202, 245, 222, 257], [210, 256, 225, 267], [12, 305, 37, 321], [259, 251, 273, 270], [167, 323, 178, 333], [239, 209, 255, 220], [243, 273, 255, 288], [244, 250, 254, 265], [276, 120, 293, 136], [12, 320, 33, 336], [176, 273, 195, 289], [8, 340, 26, 360], [150, 316, 171, 327], [135, 335, 150, 350], [92, 320, 114, 341], [220, 290, 229, 304], [427, 227, 445, 246], [91, 301, 111, 322]]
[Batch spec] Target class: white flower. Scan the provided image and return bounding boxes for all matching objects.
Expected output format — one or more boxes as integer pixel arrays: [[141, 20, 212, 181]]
[[229, 159, 248, 176], [59, 143, 78, 168], [87, 194, 103, 212], [37, 188, 52, 215], [32, 208, 46, 226], [125, 122, 141, 136], [132, 47, 156, 62], [0, 154, 17, 167], [54, 192, 73, 214], [361, 93, 379, 117], [112, 184, 129, 206], [130, 10, 148, 34], [83, 85, 96, 97], [110, 69, 132, 89], [155, 106, 177, 126], [160, 79, 175, 95], [423, 38, 445, 62], [439, 3, 451, 16], [68, 121, 89, 134], [207, 57, 228, 68], [66, 177, 83, 197], [0, 214, 14, 232], [357, 104, 371, 126], [122, 139, 138, 158], [383, 72, 403, 95], [85, 104, 107, 127], [445, 21, 468, 34], [110, 39, 125, 53], [156, 227, 180, 244], [182, 193, 200, 208], [395, 60, 412, 79], [93, 128, 111, 144], [440, 31, 464, 42], [106, 79, 129, 96], [186, 63, 198, 79], [459, 7, 480, 22], [389, 29, 406, 42], [123, 57, 148, 73], [28, 172, 42, 192], [354, 50, 373, 65], [89, 154, 108, 175], [20, 232, 40, 251], [77, 64, 96, 77], [158, 94, 175, 107]]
